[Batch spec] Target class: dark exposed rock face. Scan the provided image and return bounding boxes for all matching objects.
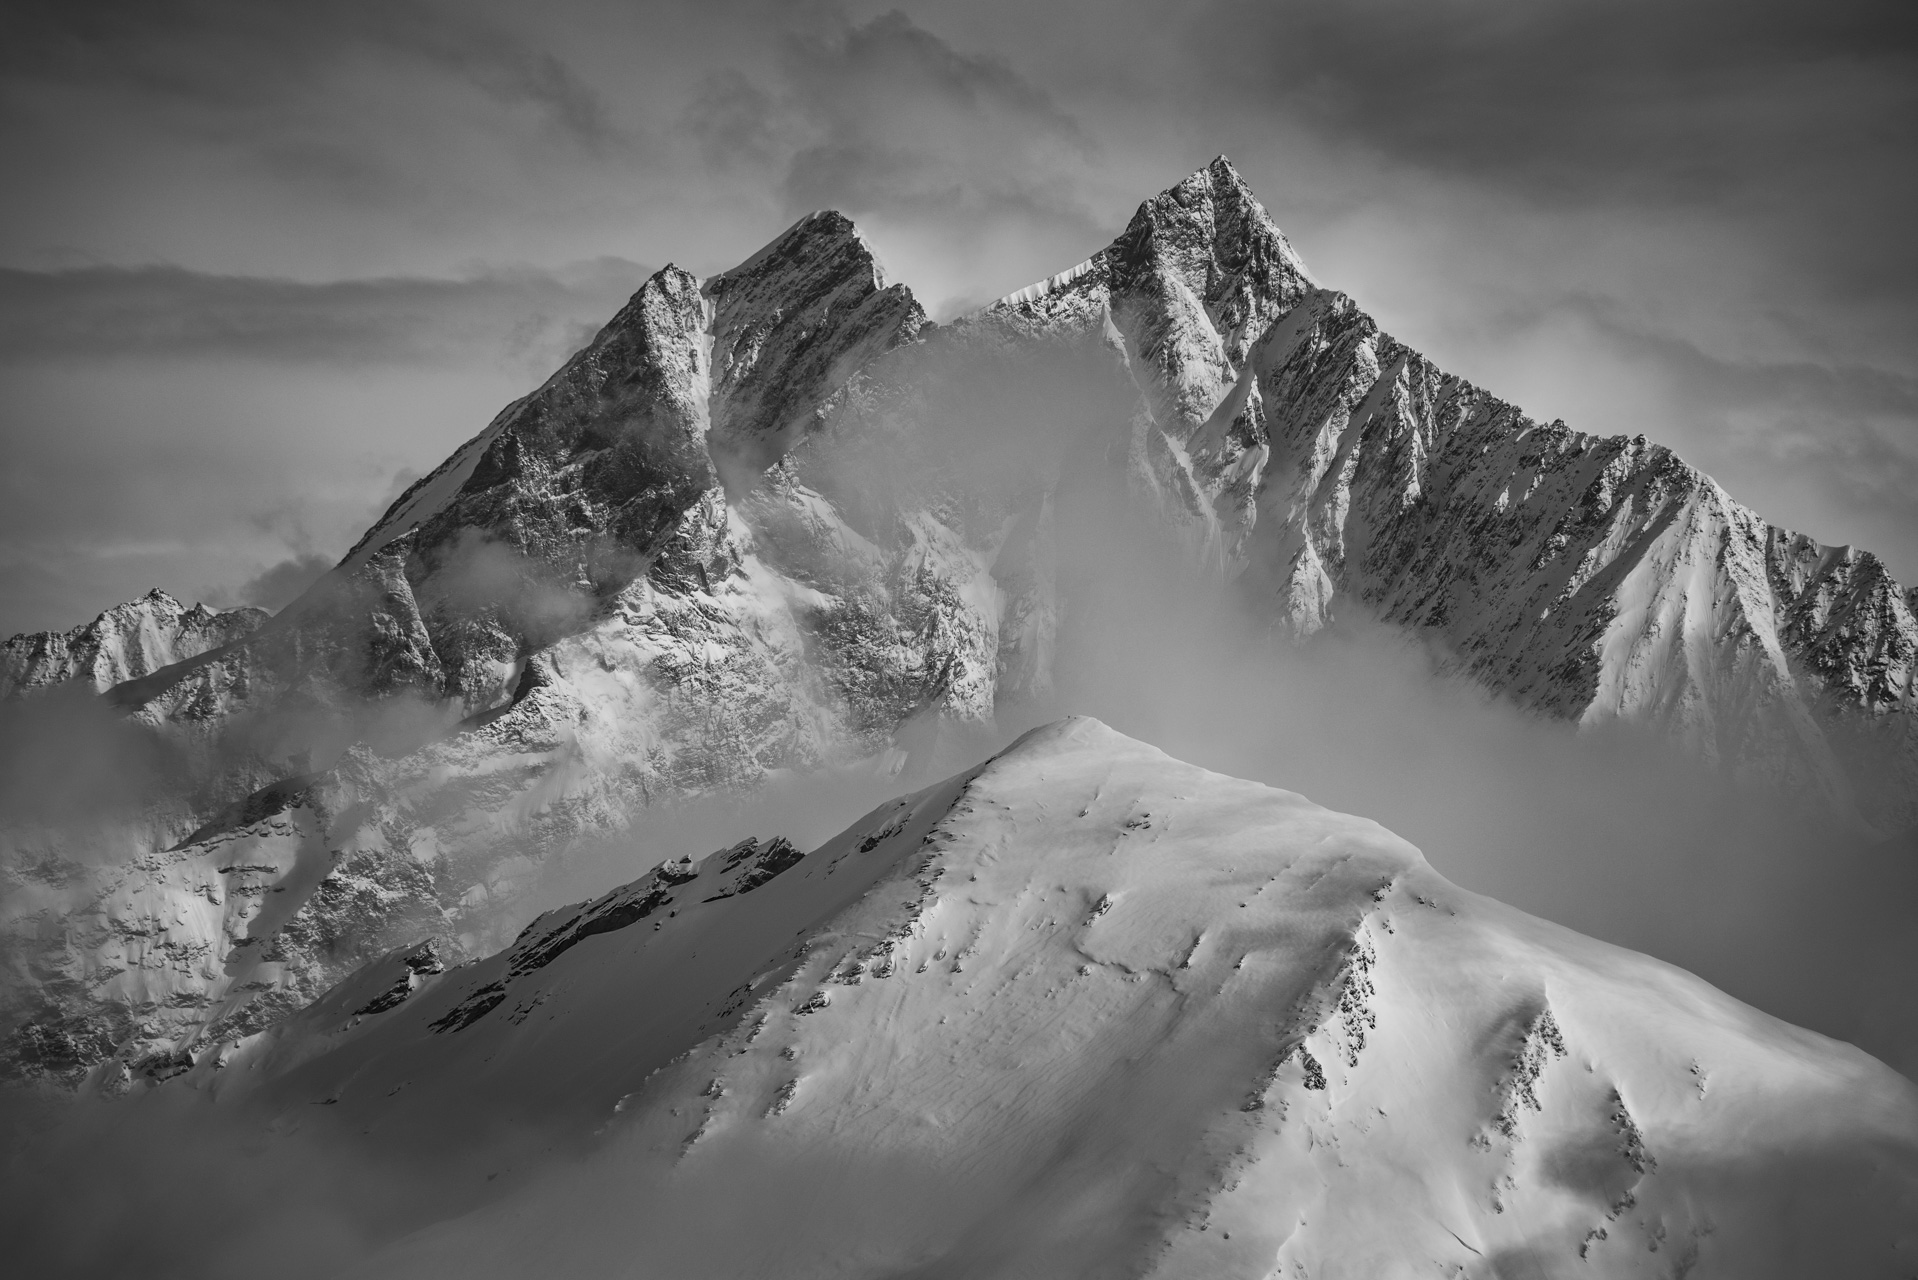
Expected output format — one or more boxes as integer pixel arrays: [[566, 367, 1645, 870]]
[[705, 211, 927, 478], [429, 836, 804, 1035], [4, 159, 1914, 1088]]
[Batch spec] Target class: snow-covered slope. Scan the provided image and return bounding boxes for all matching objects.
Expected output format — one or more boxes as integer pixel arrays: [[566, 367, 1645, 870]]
[[0, 589, 264, 698], [6, 159, 1915, 1088], [179, 720, 1918, 1277]]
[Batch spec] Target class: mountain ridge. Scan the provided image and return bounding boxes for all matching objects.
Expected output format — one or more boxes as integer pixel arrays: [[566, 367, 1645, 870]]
[[2, 156, 1913, 1089], [0, 588, 265, 700]]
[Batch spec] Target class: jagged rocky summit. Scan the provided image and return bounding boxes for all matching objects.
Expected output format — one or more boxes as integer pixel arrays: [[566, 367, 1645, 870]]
[[4, 157, 1916, 1087], [0, 589, 265, 699], [162, 720, 1918, 1277]]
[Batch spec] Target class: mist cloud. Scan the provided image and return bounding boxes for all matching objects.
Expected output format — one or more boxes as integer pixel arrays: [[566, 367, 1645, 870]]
[[775, 9, 1095, 210], [1195, 0, 1918, 204], [226, 553, 335, 612], [0, 0, 626, 155], [0, 1084, 501, 1280], [0, 683, 172, 834], [682, 7, 1108, 316], [0, 260, 649, 367], [1570, 296, 1918, 561]]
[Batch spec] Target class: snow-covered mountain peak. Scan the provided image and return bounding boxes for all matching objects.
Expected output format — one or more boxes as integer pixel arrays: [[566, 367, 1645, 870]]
[[0, 588, 265, 699], [335, 260, 715, 575], [178, 718, 1918, 1276], [1114, 155, 1316, 303], [964, 162, 1918, 832], [979, 156, 1314, 340], [706, 209, 888, 292]]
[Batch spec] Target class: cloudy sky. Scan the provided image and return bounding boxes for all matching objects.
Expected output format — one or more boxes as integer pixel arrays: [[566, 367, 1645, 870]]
[[1, 0, 1913, 636]]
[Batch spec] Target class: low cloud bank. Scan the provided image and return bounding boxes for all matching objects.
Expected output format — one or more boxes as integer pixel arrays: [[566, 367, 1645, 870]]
[[0, 261, 648, 368]]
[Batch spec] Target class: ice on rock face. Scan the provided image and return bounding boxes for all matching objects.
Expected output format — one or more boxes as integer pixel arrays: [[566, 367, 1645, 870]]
[[4, 156, 1917, 1084], [178, 720, 1918, 1277]]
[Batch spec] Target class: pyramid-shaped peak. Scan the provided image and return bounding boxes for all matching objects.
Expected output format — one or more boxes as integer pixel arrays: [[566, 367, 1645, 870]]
[[1098, 157, 1317, 326], [699, 208, 926, 468], [981, 158, 1313, 322], [1186, 154, 1254, 196], [706, 209, 893, 296], [1145, 155, 1257, 212], [1129, 156, 1292, 256]]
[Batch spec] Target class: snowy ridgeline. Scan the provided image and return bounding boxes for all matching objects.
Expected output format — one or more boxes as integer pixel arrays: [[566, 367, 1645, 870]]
[[0, 589, 264, 698], [163, 720, 1918, 1277], [3, 157, 1916, 1092]]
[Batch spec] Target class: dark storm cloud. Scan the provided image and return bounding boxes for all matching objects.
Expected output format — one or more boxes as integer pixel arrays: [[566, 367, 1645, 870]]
[[1197, 0, 1918, 199], [687, 67, 784, 170], [0, 260, 649, 366], [775, 8, 1094, 210], [1184, 0, 1918, 323], [1570, 297, 1918, 518], [0, 0, 622, 153]]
